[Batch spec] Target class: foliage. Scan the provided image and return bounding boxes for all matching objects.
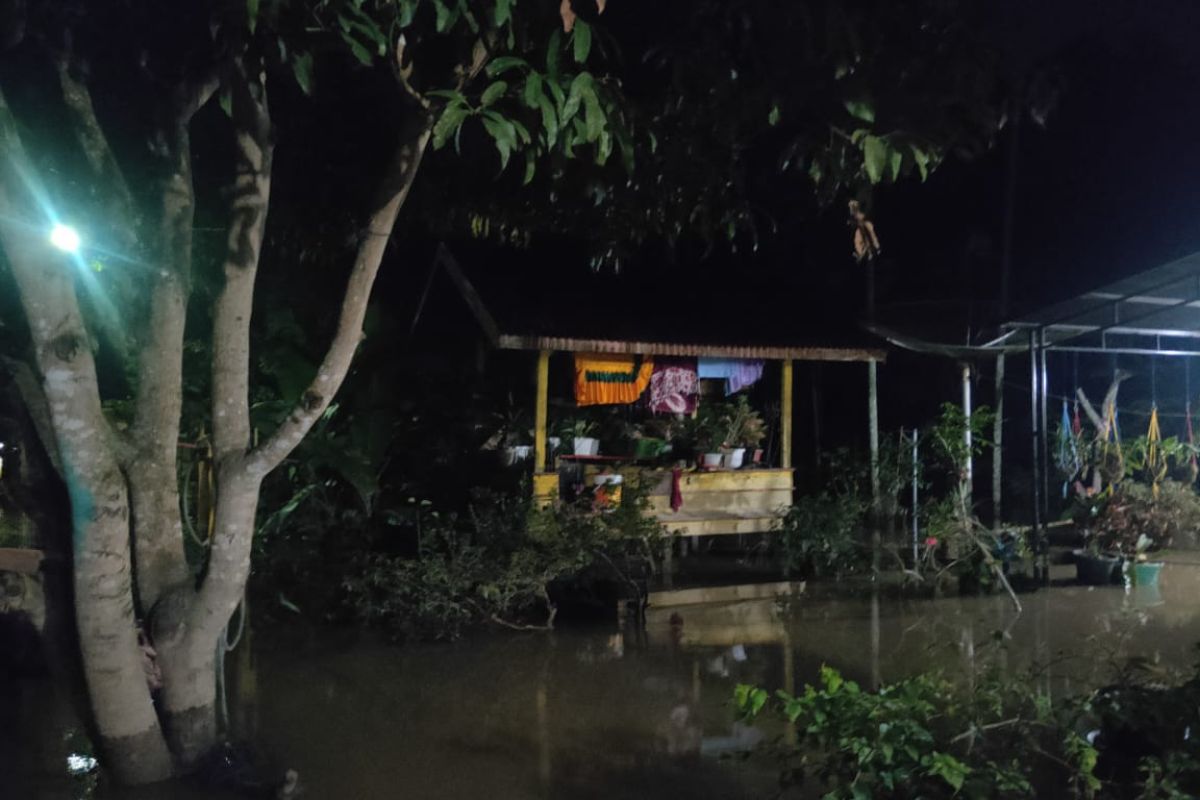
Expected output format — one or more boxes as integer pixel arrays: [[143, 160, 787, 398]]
[[674, 403, 728, 455], [422, 0, 1014, 268], [341, 480, 664, 640], [736, 646, 1200, 798], [775, 492, 869, 579], [1090, 481, 1200, 556], [737, 665, 1058, 799], [722, 394, 767, 450]]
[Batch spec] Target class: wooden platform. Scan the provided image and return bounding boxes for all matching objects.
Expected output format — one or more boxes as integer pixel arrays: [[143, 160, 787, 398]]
[[649, 468, 792, 537]]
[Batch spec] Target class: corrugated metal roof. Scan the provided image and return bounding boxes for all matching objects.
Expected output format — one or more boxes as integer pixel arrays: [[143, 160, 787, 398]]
[[496, 334, 886, 362], [1006, 251, 1200, 347]]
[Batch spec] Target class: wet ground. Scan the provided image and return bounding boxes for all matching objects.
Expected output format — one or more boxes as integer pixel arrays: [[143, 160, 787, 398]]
[[9, 560, 1200, 799]]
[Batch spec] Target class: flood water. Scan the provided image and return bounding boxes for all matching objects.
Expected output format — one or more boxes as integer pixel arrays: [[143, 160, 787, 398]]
[[10, 562, 1200, 799]]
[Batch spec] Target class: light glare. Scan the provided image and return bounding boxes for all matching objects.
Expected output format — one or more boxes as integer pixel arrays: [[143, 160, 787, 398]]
[[49, 224, 81, 254]]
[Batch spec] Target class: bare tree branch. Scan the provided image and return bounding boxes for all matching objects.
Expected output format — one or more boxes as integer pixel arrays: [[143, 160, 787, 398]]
[[247, 109, 434, 476], [211, 57, 273, 466]]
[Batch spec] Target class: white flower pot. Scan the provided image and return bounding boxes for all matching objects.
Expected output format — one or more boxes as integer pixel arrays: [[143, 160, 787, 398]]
[[724, 448, 746, 470], [504, 445, 532, 465], [574, 437, 600, 456], [702, 453, 723, 469]]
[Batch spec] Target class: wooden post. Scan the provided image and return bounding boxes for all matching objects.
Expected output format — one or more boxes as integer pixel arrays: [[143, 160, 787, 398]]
[[868, 360, 881, 573], [992, 353, 1005, 525], [534, 349, 550, 473], [781, 359, 794, 469], [962, 363, 973, 505]]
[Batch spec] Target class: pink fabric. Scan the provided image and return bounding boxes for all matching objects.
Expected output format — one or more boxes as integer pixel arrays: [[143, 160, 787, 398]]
[[670, 468, 684, 512], [650, 357, 698, 414]]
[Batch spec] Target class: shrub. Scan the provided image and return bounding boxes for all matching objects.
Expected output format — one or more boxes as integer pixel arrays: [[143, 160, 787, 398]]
[[775, 493, 869, 579], [1093, 480, 1200, 555], [341, 481, 664, 640]]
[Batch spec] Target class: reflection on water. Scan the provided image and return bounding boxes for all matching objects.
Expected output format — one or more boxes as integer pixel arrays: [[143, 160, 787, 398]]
[[9, 564, 1200, 799]]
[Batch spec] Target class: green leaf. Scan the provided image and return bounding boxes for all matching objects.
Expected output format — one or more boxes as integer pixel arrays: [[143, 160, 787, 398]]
[[487, 56, 527, 77], [546, 29, 562, 77], [595, 129, 612, 164], [911, 144, 930, 181], [341, 32, 374, 66], [844, 97, 875, 123], [573, 19, 592, 63], [582, 88, 604, 142], [522, 150, 536, 185], [432, 104, 469, 150], [545, 79, 566, 110], [247, 0, 260, 33], [889, 146, 903, 181], [218, 85, 232, 117], [510, 118, 532, 145], [481, 80, 508, 107], [398, 0, 419, 27], [291, 52, 314, 96], [537, 94, 559, 145], [862, 135, 887, 184], [433, 0, 457, 32], [929, 752, 970, 791], [494, 0, 513, 26], [523, 72, 543, 109], [767, 104, 780, 126], [481, 110, 517, 169], [561, 72, 593, 125]]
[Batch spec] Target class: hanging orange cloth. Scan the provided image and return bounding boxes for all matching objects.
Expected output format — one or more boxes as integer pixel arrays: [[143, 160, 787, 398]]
[[574, 353, 654, 406]]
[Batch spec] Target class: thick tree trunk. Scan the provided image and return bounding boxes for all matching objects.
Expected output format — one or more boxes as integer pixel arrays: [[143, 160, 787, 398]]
[[156, 468, 260, 764], [0, 178, 174, 783], [128, 120, 204, 613]]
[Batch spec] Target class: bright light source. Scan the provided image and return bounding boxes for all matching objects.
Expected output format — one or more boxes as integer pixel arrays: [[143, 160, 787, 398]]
[[49, 224, 81, 254]]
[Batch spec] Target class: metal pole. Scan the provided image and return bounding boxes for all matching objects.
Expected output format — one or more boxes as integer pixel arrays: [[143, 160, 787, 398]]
[[911, 428, 920, 566], [868, 360, 881, 574], [993, 354, 1005, 524], [1029, 329, 1043, 582], [1039, 328, 1051, 525]]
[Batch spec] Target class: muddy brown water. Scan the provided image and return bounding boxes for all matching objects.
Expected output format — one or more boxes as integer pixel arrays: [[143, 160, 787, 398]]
[[9, 562, 1200, 799]]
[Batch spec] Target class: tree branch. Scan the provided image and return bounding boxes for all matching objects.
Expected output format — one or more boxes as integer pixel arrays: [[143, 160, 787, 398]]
[[247, 109, 433, 476], [52, 39, 139, 249], [211, 57, 273, 466]]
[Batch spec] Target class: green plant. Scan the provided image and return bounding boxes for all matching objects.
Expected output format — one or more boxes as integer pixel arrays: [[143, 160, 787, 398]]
[[734, 660, 1131, 799], [723, 395, 767, 450], [342, 481, 665, 640], [1092, 480, 1200, 556], [675, 405, 727, 455], [775, 493, 869, 578]]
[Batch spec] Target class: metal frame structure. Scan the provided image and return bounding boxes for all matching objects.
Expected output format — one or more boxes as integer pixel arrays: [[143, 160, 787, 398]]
[[992, 252, 1200, 580]]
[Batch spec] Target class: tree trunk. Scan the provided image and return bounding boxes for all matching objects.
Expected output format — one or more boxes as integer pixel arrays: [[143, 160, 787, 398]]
[[128, 120, 202, 613], [0, 178, 174, 784], [156, 469, 261, 764]]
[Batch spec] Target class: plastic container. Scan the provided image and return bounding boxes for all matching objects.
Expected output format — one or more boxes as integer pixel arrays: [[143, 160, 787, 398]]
[[592, 474, 623, 510]]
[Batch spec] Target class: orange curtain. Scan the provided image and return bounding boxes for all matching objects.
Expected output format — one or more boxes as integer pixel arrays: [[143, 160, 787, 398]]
[[574, 354, 654, 406]]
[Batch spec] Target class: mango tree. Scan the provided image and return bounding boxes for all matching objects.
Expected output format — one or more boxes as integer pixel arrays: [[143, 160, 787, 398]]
[[0, 0, 626, 783]]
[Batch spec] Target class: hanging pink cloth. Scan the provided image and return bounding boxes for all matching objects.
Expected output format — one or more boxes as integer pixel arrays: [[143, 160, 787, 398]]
[[650, 357, 699, 414]]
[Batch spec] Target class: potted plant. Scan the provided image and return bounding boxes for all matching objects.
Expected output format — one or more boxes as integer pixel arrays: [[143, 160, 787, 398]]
[[1071, 488, 1122, 585], [722, 396, 766, 469], [675, 407, 725, 468], [1081, 480, 1198, 586], [558, 418, 600, 456]]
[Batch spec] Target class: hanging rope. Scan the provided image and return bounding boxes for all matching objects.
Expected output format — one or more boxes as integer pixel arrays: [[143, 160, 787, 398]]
[[1147, 406, 1165, 498], [1057, 399, 1082, 498], [181, 435, 216, 548], [215, 591, 248, 730]]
